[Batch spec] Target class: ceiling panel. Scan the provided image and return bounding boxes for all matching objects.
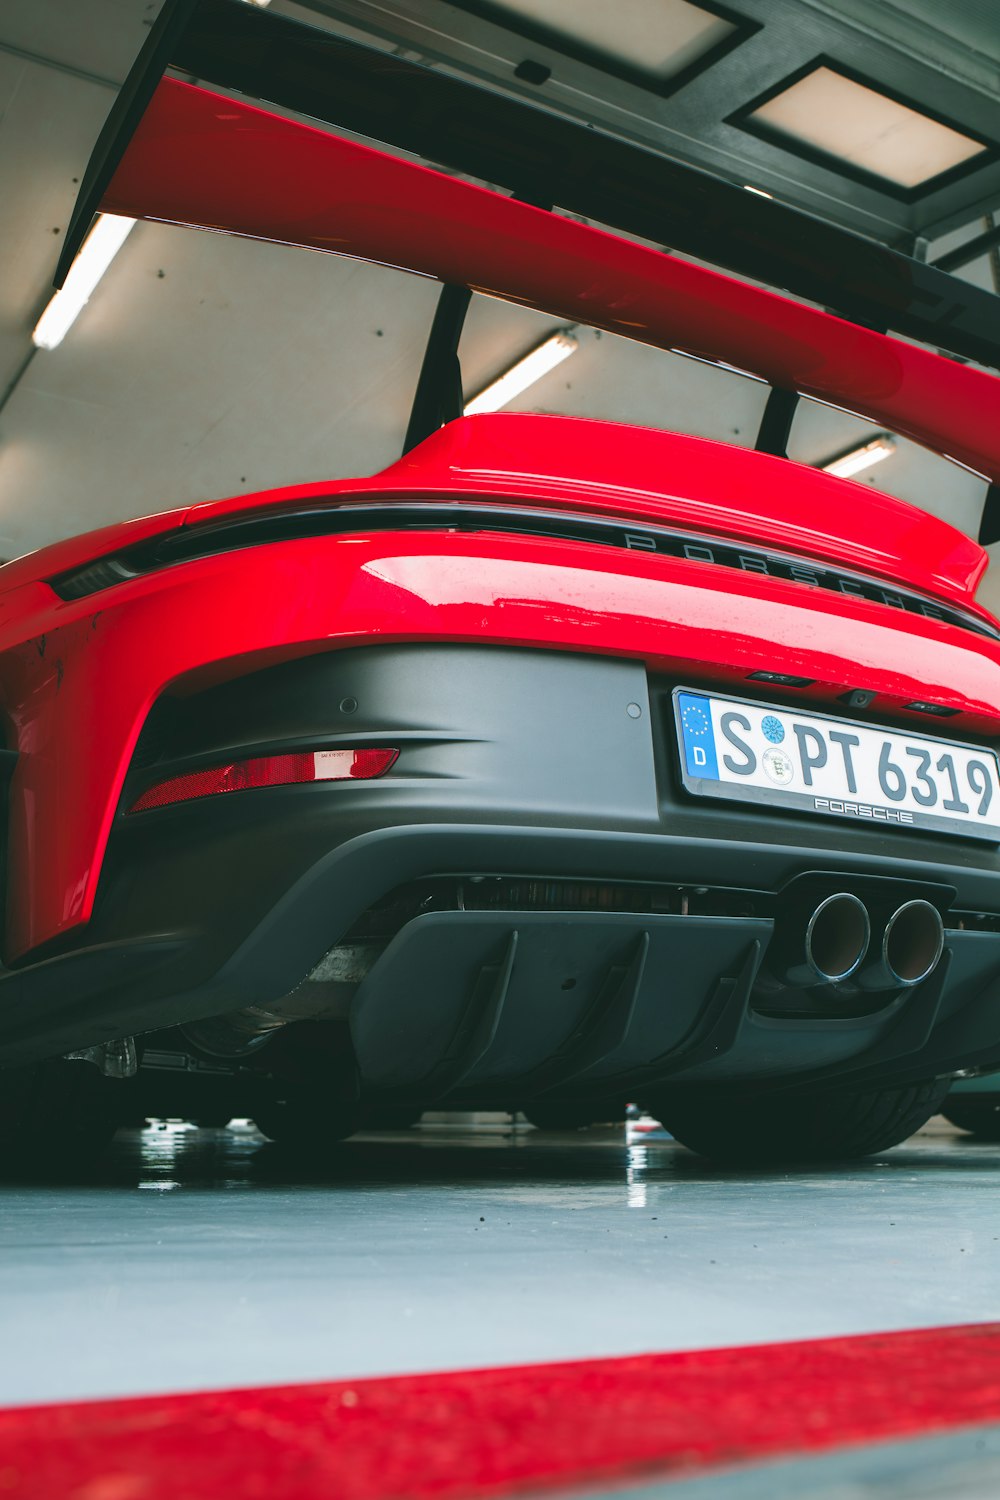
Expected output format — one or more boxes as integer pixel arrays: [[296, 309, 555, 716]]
[[304, 0, 1000, 244], [738, 63, 990, 192], [459, 0, 746, 87]]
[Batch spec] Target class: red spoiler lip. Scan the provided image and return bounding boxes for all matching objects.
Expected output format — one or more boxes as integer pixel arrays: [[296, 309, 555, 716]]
[[102, 79, 1000, 492], [0, 419, 989, 621], [187, 419, 990, 611]]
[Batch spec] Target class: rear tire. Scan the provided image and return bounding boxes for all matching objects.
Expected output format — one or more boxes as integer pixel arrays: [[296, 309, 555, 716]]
[[644, 1078, 950, 1164], [251, 1089, 360, 1149], [941, 1095, 1000, 1141], [0, 1059, 119, 1167], [251, 1023, 361, 1150]]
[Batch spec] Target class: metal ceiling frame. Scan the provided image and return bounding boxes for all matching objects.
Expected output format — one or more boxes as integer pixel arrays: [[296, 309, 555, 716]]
[[294, 0, 1000, 249], [447, 0, 761, 101], [57, 0, 1000, 375]]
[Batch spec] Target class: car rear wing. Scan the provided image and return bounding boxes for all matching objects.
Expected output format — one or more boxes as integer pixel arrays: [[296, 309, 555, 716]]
[[58, 0, 1000, 491]]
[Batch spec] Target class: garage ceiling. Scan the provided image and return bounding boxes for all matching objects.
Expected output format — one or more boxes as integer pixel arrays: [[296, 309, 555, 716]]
[[0, 0, 998, 606], [302, 0, 1000, 244]]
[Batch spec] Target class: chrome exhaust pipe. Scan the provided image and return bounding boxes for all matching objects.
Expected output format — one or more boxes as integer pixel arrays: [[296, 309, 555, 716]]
[[857, 899, 944, 991], [771, 892, 870, 988]]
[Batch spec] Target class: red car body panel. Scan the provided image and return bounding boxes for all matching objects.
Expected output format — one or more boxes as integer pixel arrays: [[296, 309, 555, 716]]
[[2, 417, 1000, 961], [357, 419, 990, 609], [0, 411, 997, 963], [100, 79, 1000, 487]]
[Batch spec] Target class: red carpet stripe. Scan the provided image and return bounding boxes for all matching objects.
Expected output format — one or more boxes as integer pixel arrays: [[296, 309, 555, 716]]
[[4, 1324, 1000, 1499]]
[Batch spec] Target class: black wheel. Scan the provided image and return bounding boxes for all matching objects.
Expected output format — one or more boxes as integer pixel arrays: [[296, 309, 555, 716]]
[[0, 1059, 119, 1167], [251, 1023, 361, 1150], [941, 1095, 1000, 1141], [644, 1078, 951, 1164], [523, 1105, 604, 1131], [251, 1089, 360, 1149]]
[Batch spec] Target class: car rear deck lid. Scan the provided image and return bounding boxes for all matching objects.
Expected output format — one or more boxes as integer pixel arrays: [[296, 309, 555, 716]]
[[375, 416, 988, 608], [2, 415, 986, 621]]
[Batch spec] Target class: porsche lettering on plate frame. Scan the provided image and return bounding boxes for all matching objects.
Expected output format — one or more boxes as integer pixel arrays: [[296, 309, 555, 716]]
[[674, 689, 1000, 843]]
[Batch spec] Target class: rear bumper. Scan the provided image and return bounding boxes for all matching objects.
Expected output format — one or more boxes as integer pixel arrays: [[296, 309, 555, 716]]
[[4, 526, 1000, 961], [4, 643, 1000, 1094]]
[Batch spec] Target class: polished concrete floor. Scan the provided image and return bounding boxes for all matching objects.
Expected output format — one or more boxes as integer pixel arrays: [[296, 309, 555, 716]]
[[1, 1113, 999, 1417], [583, 1425, 1000, 1499]]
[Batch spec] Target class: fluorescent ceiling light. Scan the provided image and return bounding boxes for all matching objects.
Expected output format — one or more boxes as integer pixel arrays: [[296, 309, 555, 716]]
[[743, 184, 773, 199], [822, 435, 897, 479], [486, 0, 736, 80], [464, 329, 578, 415], [746, 67, 985, 189], [240, 0, 272, 6], [33, 213, 136, 350]]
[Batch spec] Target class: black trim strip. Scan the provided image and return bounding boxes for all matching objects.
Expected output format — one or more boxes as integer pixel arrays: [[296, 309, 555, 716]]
[[755, 387, 799, 458], [48, 499, 1000, 643], [57, 0, 1000, 371], [403, 285, 472, 455], [979, 483, 1000, 547]]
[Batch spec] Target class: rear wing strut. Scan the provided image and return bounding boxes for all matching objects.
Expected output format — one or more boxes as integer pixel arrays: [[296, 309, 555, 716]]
[[59, 0, 1000, 489]]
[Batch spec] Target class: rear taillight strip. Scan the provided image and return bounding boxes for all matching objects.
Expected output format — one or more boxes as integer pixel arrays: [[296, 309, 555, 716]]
[[129, 747, 398, 812]]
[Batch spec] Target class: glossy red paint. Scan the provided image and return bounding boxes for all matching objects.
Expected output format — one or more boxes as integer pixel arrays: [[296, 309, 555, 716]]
[[3, 524, 1000, 960], [102, 79, 1000, 485], [372, 417, 990, 608], [0, 419, 987, 613], [5, 1324, 1000, 1499]]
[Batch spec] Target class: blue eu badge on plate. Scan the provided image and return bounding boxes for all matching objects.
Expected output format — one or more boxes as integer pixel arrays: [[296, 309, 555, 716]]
[[678, 693, 719, 779]]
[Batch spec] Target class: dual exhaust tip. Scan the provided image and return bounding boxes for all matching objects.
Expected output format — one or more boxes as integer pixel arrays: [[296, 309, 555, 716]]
[[782, 893, 944, 992]]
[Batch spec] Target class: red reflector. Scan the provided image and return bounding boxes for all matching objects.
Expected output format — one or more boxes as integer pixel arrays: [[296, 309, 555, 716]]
[[129, 748, 398, 812]]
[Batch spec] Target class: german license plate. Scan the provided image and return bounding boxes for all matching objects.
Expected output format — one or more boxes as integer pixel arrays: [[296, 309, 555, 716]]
[[673, 688, 1000, 843]]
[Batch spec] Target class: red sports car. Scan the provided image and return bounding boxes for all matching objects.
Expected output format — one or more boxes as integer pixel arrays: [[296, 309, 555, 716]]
[[3, 0, 1000, 1164]]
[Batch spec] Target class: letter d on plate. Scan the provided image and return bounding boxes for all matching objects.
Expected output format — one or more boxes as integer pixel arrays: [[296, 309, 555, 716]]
[[678, 693, 719, 779]]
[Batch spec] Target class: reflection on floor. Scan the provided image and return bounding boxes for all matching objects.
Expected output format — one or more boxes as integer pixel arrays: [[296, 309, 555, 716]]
[[0, 1114, 998, 1416], [581, 1424, 1000, 1499]]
